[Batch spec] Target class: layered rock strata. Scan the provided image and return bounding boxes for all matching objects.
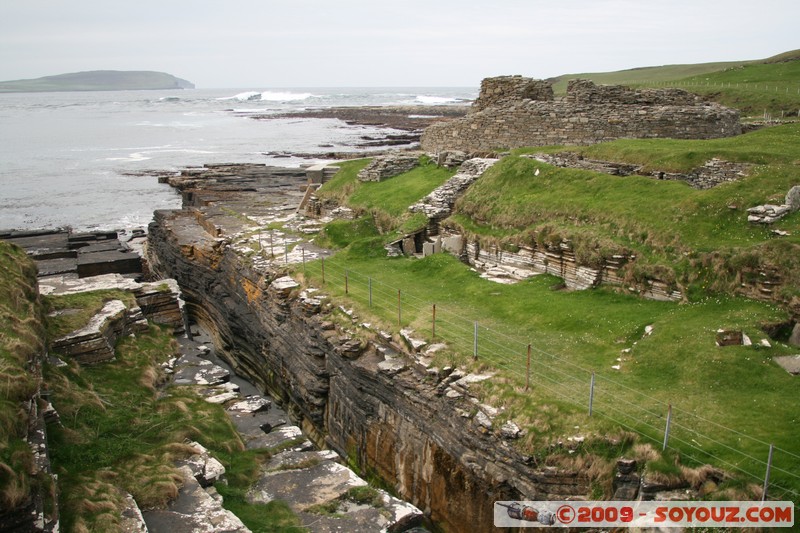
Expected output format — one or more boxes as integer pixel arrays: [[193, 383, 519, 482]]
[[51, 299, 149, 364], [146, 170, 591, 532], [421, 76, 741, 153]]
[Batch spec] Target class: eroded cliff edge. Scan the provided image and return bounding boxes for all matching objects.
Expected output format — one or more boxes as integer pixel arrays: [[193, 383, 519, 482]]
[[145, 167, 590, 532]]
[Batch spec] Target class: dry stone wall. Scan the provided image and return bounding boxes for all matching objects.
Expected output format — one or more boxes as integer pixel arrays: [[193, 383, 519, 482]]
[[421, 77, 741, 153]]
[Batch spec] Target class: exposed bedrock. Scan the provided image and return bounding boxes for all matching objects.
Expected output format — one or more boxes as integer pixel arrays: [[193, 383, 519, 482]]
[[146, 208, 590, 532]]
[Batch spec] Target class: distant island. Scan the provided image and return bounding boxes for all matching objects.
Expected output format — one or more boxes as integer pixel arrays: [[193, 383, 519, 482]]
[[0, 70, 195, 93]]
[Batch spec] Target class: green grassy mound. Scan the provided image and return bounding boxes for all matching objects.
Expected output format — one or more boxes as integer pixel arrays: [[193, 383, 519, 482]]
[[298, 128, 800, 500]]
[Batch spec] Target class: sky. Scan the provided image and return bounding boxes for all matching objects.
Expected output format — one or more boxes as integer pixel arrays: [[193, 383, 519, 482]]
[[0, 0, 798, 89]]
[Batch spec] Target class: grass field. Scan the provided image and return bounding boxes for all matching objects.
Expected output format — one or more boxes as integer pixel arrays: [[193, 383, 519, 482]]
[[288, 126, 800, 500], [550, 49, 800, 118]]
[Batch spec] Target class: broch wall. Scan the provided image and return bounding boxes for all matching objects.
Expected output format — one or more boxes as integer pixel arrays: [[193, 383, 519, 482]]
[[421, 76, 741, 153]]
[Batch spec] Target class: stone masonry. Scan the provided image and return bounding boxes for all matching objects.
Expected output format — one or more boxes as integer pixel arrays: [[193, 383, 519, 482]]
[[357, 153, 419, 182], [421, 76, 741, 153]]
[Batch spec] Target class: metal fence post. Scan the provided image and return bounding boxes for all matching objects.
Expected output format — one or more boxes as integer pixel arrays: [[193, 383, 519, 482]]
[[473, 321, 478, 359], [663, 404, 672, 451], [762, 444, 774, 501], [368, 277, 372, 307], [397, 289, 401, 327], [525, 344, 531, 391], [321, 256, 325, 285], [432, 304, 436, 339], [345, 270, 349, 294], [588, 372, 595, 416]]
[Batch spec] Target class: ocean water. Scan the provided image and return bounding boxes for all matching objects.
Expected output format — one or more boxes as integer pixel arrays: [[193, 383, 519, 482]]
[[0, 87, 475, 231]]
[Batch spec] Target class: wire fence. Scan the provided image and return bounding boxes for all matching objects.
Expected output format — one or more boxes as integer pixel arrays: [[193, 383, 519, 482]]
[[289, 250, 800, 504], [629, 80, 800, 96], [623, 80, 800, 119]]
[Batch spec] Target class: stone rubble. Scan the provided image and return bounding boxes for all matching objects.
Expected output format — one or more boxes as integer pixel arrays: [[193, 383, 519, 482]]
[[408, 157, 498, 233], [747, 186, 800, 224], [356, 153, 420, 182], [527, 153, 752, 189]]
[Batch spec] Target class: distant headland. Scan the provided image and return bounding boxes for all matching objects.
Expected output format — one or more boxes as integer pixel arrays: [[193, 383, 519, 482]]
[[0, 70, 195, 93]]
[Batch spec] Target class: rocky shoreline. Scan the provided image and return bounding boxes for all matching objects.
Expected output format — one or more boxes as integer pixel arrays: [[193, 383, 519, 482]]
[[256, 104, 469, 160]]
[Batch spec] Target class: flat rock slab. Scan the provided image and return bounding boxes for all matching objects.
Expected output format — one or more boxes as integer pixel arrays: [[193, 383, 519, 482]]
[[36, 257, 78, 276], [173, 352, 230, 386], [77, 250, 141, 278], [228, 396, 271, 413], [143, 466, 250, 533], [38, 273, 145, 296], [249, 425, 304, 451], [265, 449, 341, 472], [248, 460, 367, 510], [774, 355, 800, 375]]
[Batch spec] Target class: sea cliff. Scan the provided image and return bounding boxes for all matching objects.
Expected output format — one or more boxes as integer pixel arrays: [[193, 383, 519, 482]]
[[145, 166, 591, 531]]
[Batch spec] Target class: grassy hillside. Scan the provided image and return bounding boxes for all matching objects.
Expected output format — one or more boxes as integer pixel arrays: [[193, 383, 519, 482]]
[[289, 129, 800, 501], [551, 50, 800, 118], [0, 70, 195, 93]]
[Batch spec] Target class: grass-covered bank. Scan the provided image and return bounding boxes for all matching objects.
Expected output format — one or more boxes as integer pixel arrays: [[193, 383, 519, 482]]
[[455, 123, 800, 300], [40, 289, 305, 532], [296, 249, 799, 499], [281, 122, 800, 500], [551, 49, 800, 119], [0, 242, 51, 523]]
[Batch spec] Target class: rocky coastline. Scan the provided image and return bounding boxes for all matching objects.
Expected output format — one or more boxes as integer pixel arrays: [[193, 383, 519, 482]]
[[143, 163, 594, 532]]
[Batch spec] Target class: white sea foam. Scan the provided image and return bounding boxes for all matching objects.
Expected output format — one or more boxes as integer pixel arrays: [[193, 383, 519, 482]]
[[105, 152, 152, 162], [415, 95, 460, 105], [217, 91, 262, 102], [259, 91, 316, 102]]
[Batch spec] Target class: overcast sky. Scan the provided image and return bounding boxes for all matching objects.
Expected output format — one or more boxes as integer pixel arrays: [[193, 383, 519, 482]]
[[1, 0, 797, 88]]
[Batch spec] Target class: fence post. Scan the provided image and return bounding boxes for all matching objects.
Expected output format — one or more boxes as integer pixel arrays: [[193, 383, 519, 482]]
[[663, 403, 672, 451], [473, 321, 478, 359], [321, 256, 325, 285], [302, 247, 305, 274], [270, 229, 274, 258], [368, 277, 372, 307], [345, 270, 349, 294], [762, 444, 774, 501], [525, 344, 532, 391], [397, 289, 401, 327], [588, 372, 595, 416], [432, 304, 436, 339]]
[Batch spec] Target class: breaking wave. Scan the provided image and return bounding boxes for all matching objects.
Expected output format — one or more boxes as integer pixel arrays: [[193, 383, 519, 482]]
[[218, 91, 317, 102]]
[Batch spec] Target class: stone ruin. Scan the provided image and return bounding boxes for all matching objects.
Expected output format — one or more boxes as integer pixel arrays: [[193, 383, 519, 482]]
[[421, 76, 741, 153], [357, 153, 419, 182], [527, 153, 752, 190], [748, 185, 800, 224]]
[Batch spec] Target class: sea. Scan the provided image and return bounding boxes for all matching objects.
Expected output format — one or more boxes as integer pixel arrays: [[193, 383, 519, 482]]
[[0, 87, 476, 232]]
